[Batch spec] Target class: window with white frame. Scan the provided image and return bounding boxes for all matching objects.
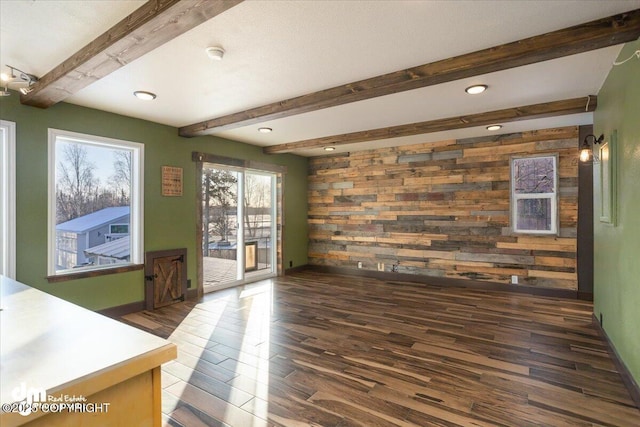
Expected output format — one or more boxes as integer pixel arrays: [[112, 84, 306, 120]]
[[510, 155, 558, 235], [1, 120, 16, 278], [48, 129, 144, 276]]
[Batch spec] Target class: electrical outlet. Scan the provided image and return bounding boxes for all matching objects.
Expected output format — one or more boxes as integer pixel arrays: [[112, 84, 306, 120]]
[[511, 275, 518, 284], [357, 261, 363, 269], [377, 263, 384, 271]]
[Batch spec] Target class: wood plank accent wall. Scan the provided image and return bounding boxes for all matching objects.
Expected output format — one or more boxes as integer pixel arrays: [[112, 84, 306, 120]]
[[308, 126, 580, 290]]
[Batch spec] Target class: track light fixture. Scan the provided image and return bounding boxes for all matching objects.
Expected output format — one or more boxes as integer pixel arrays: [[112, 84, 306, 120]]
[[1, 65, 39, 96], [579, 133, 604, 163]]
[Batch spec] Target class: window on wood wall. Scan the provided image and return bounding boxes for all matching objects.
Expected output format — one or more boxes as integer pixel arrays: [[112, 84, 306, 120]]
[[510, 154, 558, 235], [48, 129, 144, 276]]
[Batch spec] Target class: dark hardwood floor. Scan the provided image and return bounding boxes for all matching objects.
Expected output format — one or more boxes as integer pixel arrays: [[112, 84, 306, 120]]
[[118, 271, 640, 426]]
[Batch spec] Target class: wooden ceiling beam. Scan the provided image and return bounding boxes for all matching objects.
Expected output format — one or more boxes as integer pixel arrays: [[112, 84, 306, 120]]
[[21, 0, 243, 108], [180, 9, 639, 137], [263, 96, 597, 154]]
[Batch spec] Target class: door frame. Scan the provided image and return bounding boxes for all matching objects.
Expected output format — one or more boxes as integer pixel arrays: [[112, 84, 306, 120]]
[[0, 120, 16, 279], [193, 152, 286, 297]]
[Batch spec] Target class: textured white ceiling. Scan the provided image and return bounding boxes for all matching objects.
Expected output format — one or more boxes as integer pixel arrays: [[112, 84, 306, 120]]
[[0, 1, 145, 76], [1, 0, 639, 156]]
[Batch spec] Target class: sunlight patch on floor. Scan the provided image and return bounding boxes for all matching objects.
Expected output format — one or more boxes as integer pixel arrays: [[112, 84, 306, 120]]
[[231, 281, 274, 423]]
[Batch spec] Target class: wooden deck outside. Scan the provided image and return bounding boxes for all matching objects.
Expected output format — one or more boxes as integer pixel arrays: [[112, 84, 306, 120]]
[[119, 270, 640, 426], [203, 256, 270, 288]]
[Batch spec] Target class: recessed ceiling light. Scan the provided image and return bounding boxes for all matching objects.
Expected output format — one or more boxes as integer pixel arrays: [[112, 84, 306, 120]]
[[486, 124, 503, 131], [465, 84, 488, 95], [258, 127, 272, 133], [324, 147, 336, 152], [133, 91, 156, 100]]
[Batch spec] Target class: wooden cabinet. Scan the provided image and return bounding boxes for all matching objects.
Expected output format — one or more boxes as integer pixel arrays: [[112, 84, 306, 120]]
[[0, 275, 176, 427]]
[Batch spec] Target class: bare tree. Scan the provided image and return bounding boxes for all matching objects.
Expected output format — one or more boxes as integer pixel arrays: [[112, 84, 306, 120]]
[[110, 150, 131, 205], [202, 169, 237, 255], [56, 143, 99, 223], [244, 174, 270, 238]]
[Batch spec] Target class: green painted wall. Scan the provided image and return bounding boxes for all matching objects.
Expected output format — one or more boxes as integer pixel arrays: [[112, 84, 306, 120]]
[[0, 93, 308, 310], [593, 40, 640, 384]]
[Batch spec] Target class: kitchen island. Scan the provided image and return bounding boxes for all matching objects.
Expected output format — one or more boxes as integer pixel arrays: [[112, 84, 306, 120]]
[[0, 275, 176, 426]]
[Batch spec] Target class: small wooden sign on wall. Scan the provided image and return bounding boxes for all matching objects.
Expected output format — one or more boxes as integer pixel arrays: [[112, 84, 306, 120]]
[[161, 166, 183, 196]]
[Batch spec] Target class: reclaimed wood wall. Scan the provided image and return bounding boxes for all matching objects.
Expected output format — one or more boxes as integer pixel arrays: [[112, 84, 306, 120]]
[[308, 126, 580, 290]]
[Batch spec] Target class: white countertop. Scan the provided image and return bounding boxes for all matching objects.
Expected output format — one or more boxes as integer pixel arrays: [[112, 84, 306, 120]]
[[0, 275, 176, 405]]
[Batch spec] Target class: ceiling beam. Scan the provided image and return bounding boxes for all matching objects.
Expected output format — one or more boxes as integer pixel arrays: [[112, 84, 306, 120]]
[[263, 96, 597, 154], [21, 0, 243, 108], [180, 9, 639, 137]]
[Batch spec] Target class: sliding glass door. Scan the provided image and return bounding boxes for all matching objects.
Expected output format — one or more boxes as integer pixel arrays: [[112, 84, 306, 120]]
[[243, 171, 275, 278], [201, 164, 277, 292]]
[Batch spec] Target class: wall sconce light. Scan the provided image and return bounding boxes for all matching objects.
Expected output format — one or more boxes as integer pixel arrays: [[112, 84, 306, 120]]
[[580, 133, 604, 162]]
